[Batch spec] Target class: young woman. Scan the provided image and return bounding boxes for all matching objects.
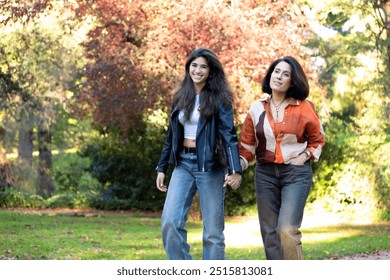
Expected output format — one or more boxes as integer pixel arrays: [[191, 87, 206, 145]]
[[156, 47, 242, 260], [239, 56, 325, 259]]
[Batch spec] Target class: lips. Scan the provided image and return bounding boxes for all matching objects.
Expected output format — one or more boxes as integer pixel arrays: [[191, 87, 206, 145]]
[[273, 81, 282, 86], [192, 75, 204, 82]]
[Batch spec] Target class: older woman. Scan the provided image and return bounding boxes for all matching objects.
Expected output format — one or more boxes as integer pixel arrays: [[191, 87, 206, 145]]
[[239, 56, 325, 259]]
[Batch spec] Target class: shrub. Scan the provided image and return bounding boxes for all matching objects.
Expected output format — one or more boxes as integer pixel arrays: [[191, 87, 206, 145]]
[[81, 122, 168, 211], [52, 152, 102, 193], [46, 192, 99, 209], [0, 188, 46, 208]]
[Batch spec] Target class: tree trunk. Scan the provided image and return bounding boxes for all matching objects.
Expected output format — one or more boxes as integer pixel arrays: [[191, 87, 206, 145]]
[[0, 127, 15, 189], [18, 113, 34, 167], [36, 117, 54, 198], [384, 1, 390, 81]]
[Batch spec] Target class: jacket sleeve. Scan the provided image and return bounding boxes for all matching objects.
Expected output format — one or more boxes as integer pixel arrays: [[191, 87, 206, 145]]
[[304, 100, 325, 161], [238, 113, 256, 169], [155, 114, 173, 174], [218, 102, 242, 174]]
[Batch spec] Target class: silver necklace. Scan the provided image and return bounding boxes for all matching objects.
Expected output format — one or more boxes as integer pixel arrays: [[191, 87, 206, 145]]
[[271, 97, 287, 121]]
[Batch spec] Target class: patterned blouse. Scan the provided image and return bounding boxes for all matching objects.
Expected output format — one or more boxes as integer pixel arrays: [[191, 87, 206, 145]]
[[239, 95, 325, 169]]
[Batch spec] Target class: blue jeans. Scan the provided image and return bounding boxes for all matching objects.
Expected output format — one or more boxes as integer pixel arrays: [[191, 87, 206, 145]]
[[161, 151, 226, 260], [254, 162, 312, 260]]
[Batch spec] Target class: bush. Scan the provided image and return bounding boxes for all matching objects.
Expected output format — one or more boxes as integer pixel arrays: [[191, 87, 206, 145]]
[[307, 116, 390, 222], [81, 122, 168, 211], [46, 192, 100, 209], [0, 188, 46, 208], [52, 152, 102, 193]]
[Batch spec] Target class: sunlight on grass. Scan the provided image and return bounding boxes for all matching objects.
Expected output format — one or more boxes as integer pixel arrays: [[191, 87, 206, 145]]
[[223, 211, 356, 248], [162, 208, 385, 252], [303, 230, 358, 243], [187, 215, 262, 248], [0, 209, 388, 260], [225, 215, 262, 248]]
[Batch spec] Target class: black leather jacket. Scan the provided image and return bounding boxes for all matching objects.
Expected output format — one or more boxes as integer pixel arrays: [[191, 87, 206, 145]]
[[156, 101, 242, 175]]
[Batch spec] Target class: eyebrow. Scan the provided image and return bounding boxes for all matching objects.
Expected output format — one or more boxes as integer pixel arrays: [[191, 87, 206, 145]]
[[275, 67, 291, 74], [191, 62, 208, 67]]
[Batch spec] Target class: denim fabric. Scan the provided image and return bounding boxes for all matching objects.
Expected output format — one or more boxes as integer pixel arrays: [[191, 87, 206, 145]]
[[254, 162, 312, 260], [161, 151, 226, 260]]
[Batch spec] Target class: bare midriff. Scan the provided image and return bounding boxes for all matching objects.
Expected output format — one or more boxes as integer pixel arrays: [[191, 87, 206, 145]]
[[183, 138, 196, 148]]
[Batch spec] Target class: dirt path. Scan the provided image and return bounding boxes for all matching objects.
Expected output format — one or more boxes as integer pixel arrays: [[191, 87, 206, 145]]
[[329, 249, 390, 260]]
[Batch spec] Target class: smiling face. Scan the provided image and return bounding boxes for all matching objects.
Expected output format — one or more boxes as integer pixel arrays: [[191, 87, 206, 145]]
[[270, 61, 292, 94], [189, 56, 210, 91]]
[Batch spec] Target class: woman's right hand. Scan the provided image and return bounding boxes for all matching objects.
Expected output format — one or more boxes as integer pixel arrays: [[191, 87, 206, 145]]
[[290, 152, 310, 165], [156, 172, 167, 192], [224, 173, 242, 190]]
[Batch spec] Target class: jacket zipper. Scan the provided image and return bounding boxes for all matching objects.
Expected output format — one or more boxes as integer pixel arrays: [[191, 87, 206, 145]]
[[228, 146, 235, 173], [202, 125, 207, 172], [171, 109, 178, 166]]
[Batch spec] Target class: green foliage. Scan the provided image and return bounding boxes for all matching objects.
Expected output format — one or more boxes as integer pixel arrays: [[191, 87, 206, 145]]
[[52, 152, 101, 193], [81, 116, 168, 211], [310, 113, 389, 221], [0, 188, 46, 208], [300, 0, 390, 221], [46, 192, 97, 209]]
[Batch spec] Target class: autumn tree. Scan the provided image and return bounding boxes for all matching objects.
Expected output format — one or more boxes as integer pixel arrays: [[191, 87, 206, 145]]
[[1, 0, 332, 213], [74, 0, 318, 130], [0, 0, 52, 25], [72, 0, 326, 213]]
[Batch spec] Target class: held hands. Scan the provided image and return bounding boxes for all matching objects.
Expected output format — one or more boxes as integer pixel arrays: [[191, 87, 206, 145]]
[[156, 172, 167, 192], [224, 173, 242, 190], [157, 171, 242, 192]]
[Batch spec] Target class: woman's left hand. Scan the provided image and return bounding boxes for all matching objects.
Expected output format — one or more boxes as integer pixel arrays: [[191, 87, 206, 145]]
[[224, 173, 242, 190]]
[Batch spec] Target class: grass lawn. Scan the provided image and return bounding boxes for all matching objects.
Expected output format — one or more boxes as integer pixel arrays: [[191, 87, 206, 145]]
[[0, 209, 389, 260]]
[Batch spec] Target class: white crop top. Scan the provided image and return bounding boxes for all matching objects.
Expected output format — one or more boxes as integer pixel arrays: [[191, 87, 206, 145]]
[[178, 95, 200, 139]]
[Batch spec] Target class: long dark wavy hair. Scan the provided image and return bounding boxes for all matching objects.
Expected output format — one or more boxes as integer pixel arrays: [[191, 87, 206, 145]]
[[172, 47, 233, 121], [262, 56, 310, 100]]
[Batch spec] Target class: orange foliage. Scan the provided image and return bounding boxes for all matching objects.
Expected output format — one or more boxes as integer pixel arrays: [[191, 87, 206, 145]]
[[2, 0, 317, 131], [0, 0, 52, 25]]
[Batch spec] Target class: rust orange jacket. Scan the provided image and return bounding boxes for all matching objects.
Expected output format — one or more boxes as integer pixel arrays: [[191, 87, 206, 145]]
[[239, 95, 325, 169]]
